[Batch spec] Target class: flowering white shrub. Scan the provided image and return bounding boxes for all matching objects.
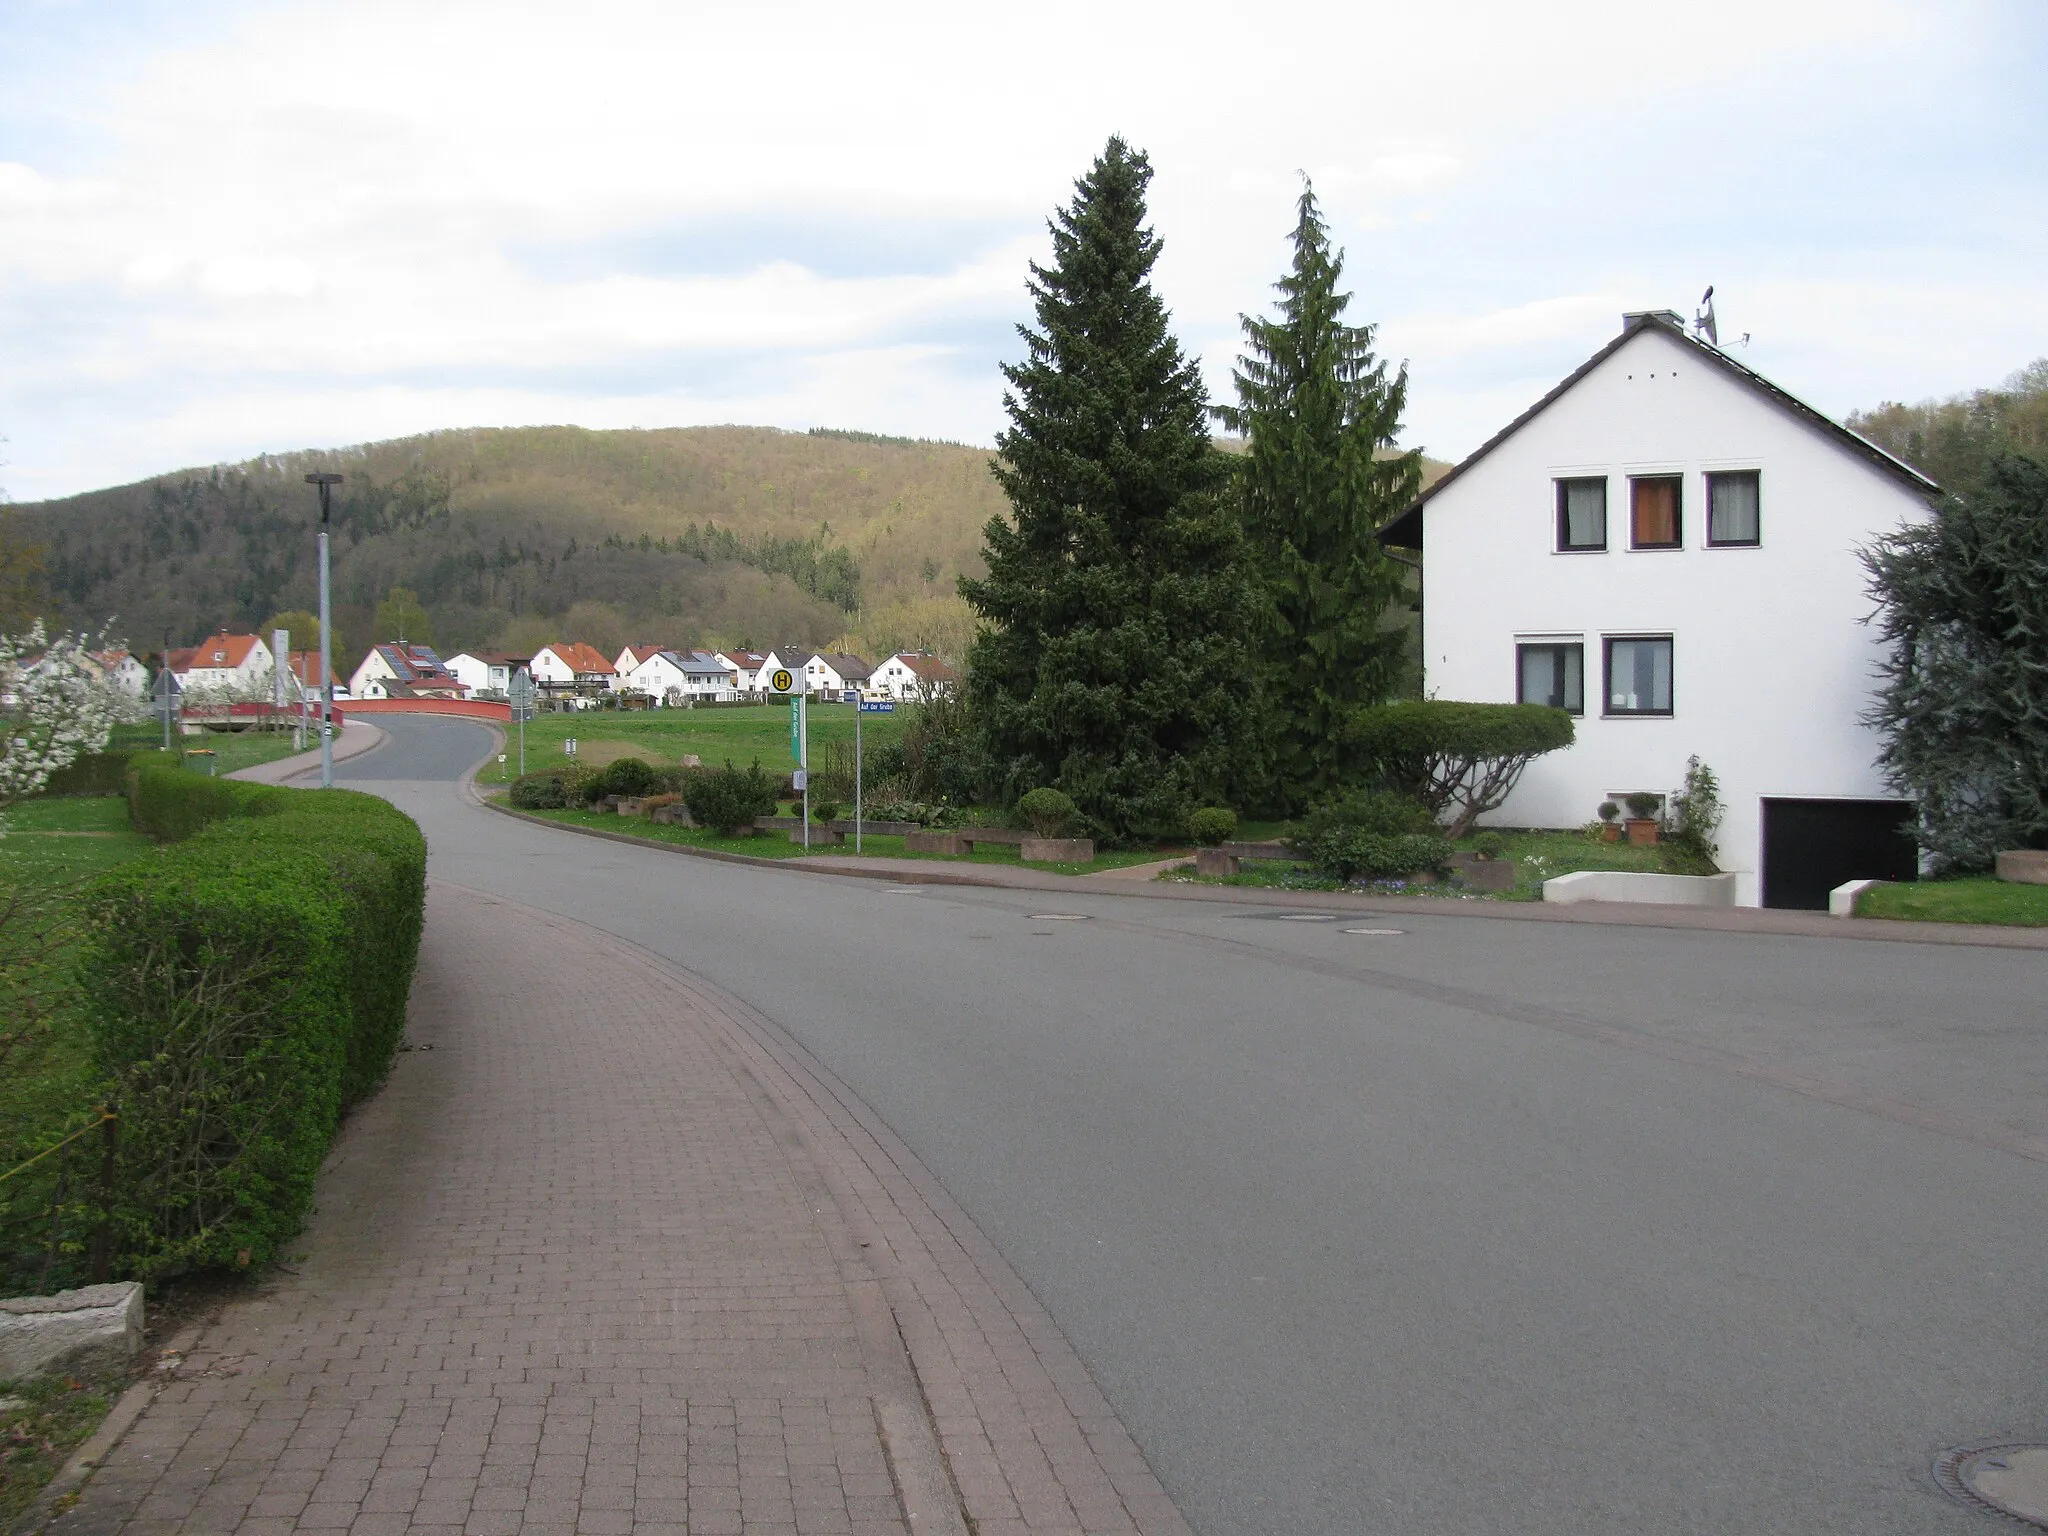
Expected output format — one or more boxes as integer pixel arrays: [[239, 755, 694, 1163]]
[[0, 621, 137, 808]]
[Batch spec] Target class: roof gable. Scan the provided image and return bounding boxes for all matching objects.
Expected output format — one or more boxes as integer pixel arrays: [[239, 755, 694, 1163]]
[[1379, 312, 1938, 548]]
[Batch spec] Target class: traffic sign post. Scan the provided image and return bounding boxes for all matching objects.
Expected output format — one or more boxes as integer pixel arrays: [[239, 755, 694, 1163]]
[[852, 698, 894, 853], [151, 667, 182, 753], [508, 667, 537, 776], [788, 693, 809, 849]]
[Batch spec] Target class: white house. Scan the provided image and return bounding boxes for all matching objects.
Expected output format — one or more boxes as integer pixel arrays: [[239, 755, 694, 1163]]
[[716, 650, 770, 694], [90, 648, 151, 698], [530, 642, 615, 700], [755, 648, 812, 695], [803, 651, 872, 698], [169, 632, 273, 695], [624, 649, 737, 704], [873, 651, 959, 701], [1380, 308, 1938, 910], [444, 650, 530, 697], [349, 642, 467, 701]]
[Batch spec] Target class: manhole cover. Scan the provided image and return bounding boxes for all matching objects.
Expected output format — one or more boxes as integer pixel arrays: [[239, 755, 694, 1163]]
[[1937, 1444, 2048, 1528]]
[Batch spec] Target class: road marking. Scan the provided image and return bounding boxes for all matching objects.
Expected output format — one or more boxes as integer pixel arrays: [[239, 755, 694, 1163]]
[[1028, 913, 1090, 921], [1276, 913, 1341, 921], [1343, 927, 1405, 936]]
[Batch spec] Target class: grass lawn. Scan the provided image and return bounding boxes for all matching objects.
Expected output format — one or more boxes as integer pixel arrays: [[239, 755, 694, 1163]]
[[1166, 826, 1685, 900], [0, 1366, 125, 1526], [107, 724, 305, 778], [0, 797, 155, 885], [478, 702, 910, 785], [498, 799, 1184, 877], [1857, 877, 2048, 926]]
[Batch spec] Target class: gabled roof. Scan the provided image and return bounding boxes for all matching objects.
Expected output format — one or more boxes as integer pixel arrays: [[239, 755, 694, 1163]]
[[718, 649, 769, 668], [543, 642, 615, 675], [809, 652, 872, 680], [448, 649, 529, 667], [888, 651, 959, 683], [1377, 310, 1940, 549], [176, 631, 265, 670], [282, 650, 340, 688], [372, 642, 459, 686]]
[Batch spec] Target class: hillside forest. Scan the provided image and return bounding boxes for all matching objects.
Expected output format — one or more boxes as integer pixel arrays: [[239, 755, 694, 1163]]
[[7, 426, 1013, 674], [5, 358, 2039, 685]]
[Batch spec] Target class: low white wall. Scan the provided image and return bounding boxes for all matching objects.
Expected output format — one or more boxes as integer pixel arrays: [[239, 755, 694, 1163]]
[[1542, 871, 1738, 907]]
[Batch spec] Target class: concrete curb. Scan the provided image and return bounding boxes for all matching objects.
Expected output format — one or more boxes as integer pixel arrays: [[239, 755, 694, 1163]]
[[223, 718, 388, 784], [8, 1321, 209, 1536], [471, 792, 2048, 951]]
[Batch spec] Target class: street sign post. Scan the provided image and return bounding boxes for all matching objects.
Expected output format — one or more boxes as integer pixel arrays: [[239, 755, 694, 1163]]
[[769, 667, 795, 694], [507, 667, 536, 775], [151, 667, 182, 752], [852, 699, 893, 853], [788, 693, 809, 849]]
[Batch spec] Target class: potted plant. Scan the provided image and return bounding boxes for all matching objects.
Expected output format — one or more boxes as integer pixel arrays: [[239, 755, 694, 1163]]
[[1596, 801, 1621, 841], [1623, 792, 1662, 847]]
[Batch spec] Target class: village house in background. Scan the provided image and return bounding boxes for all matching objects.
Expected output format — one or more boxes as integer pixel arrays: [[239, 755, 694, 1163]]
[[716, 649, 770, 693], [443, 649, 532, 699], [168, 630, 274, 694], [529, 641, 616, 704], [804, 651, 872, 697], [619, 648, 740, 704], [1380, 308, 1939, 910], [348, 641, 467, 701], [88, 647, 151, 697], [874, 650, 960, 701]]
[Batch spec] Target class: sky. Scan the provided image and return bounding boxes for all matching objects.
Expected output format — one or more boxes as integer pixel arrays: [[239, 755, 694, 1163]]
[[1, 0, 2044, 501]]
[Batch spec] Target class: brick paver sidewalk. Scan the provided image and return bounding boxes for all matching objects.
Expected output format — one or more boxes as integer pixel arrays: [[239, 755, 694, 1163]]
[[46, 883, 1190, 1536]]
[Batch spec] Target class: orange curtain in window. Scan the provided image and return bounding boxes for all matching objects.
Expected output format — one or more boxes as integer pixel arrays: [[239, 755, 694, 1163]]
[[1632, 479, 1679, 546]]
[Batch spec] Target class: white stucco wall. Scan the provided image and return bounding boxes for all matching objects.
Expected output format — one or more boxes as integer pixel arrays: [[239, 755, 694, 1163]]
[[1419, 323, 1932, 906]]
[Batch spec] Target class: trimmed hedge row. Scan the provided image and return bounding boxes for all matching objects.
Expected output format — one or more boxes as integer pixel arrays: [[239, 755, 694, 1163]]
[[79, 759, 426, 1279], [36, 747, 141, 797]]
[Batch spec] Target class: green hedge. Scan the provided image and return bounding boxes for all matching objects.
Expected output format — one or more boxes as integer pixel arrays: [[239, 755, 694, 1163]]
[[35, 748, 140, 798], [77, 759, 426, 1279]]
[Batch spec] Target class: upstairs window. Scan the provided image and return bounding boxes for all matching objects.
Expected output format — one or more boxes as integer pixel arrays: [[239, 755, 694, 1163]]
[[1517, 642, 1584, 714], [1604, 636, 1674, 716], [1556, 478, 1607, 551], [1630, 476, 1683, 548], [1707, 470, 1762, 546]]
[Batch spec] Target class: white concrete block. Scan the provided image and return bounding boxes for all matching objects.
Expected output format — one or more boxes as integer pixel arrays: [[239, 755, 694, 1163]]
[[1829, 878, 1884, 916], [1542, 871, 1739, 907], [0, 1282, 144, 1380]]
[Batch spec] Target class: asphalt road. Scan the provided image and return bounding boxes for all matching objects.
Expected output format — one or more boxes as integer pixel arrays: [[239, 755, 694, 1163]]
[[343, 717, 2048, 1535]]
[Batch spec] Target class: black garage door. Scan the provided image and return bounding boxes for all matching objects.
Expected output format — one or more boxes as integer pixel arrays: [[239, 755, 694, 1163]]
[[1760, 798, 1918, 910]]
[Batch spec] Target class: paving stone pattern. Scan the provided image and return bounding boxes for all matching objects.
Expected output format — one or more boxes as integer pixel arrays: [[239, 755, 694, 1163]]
[[48, 883, 1187, 1536]]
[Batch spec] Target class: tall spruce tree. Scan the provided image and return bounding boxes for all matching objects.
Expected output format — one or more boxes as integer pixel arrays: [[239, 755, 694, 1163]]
[[961, 138, 1266, 838], [1218, 181, 1422, 809]]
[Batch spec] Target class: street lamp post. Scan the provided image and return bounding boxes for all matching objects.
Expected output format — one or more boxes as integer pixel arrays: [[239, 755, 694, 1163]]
[[305, 473, 343, 787]]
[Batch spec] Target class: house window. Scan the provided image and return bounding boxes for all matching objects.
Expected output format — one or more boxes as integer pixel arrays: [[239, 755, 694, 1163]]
[[1517, 643, 1584, 714], [1604, 636, 1673, 715], [1629, 476, 1683, 549], [1555, 478, 1607, 551], [1707, 470, 1761, 546]]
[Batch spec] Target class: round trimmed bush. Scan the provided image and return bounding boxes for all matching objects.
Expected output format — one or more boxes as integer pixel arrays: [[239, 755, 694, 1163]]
[[1188, 807, 1238, 846], [1016, 787, 1078, 838]]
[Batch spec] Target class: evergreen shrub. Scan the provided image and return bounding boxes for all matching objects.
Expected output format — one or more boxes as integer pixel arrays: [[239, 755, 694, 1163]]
[[1347, 701, 1574, 838], [1016, 787, 1078, 837], [683, 760, 781, 835], [1288, 790, 1449, 882], [1188, 807, 1238, 846], [510, 771, 568, 809], [589, 757, 662, 800]]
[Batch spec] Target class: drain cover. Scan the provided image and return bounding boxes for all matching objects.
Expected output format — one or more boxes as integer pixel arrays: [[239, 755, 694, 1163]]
[[1937, 1444, 2048, 1528]]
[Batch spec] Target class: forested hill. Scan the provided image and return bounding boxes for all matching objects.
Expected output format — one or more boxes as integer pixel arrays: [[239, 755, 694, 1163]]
[[14, 425, 1012, 667]]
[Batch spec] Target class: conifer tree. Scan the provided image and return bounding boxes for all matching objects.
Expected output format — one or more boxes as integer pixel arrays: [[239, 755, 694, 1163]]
[[1218, 181, 1422, 809], [962, 139, 1266, 838]]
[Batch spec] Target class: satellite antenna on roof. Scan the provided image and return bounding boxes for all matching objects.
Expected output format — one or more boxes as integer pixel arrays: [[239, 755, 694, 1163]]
[[1694, 286, 1719, 347]]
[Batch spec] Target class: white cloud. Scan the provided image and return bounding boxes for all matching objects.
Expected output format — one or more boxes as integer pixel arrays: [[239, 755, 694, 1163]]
[[0, 0, 2037, 498]]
